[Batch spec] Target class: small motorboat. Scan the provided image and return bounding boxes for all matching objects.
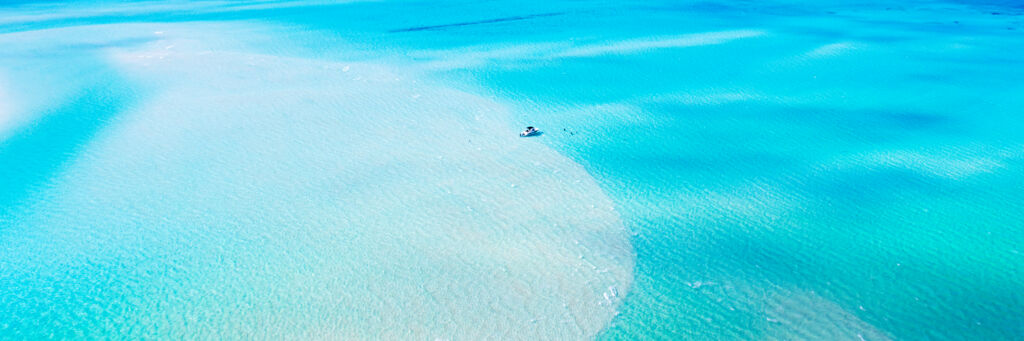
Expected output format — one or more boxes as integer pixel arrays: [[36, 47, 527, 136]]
[[520, 126, 540, 137]]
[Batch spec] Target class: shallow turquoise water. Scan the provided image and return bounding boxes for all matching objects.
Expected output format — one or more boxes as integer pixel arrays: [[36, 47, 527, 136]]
[[2, 0, 1024, 339]]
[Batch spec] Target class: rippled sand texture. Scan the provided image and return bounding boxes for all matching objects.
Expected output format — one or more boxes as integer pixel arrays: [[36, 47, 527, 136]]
[[0, 23, 632, 339], [3, 0, 1024, 339]]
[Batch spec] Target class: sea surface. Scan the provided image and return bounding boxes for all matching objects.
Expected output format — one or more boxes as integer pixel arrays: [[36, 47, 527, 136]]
[[2, 0, 1023, 339]]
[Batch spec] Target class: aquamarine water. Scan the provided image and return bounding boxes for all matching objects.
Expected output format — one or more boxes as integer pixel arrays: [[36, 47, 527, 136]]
[[2, 1, 1023, 339]]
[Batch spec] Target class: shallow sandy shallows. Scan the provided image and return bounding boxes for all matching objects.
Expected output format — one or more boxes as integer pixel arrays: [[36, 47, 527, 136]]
[[2, 24, 634, 339]]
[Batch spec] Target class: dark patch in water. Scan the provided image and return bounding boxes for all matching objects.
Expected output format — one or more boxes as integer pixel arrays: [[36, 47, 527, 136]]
[[830, 109, 958, 144], [0, 72, 140, 218], [881, 112, 949, 130], [387, 12, 564, 33]]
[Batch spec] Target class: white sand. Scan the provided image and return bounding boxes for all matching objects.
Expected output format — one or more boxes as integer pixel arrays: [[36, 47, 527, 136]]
[[3, 23, 634, 339]]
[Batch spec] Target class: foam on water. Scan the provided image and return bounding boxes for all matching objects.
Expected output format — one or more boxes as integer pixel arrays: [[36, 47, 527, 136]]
[[0, 22, 632, 339], [0, 0, 371, 31], [822, 145, 1021, 180], [554, 30, 766, 58]]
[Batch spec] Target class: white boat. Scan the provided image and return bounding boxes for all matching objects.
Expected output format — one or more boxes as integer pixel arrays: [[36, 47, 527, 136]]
[[520, 126, 540, 137]]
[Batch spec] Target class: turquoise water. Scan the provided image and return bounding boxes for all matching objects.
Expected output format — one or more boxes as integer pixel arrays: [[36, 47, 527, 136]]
[[2, 0, 1023, 339]]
